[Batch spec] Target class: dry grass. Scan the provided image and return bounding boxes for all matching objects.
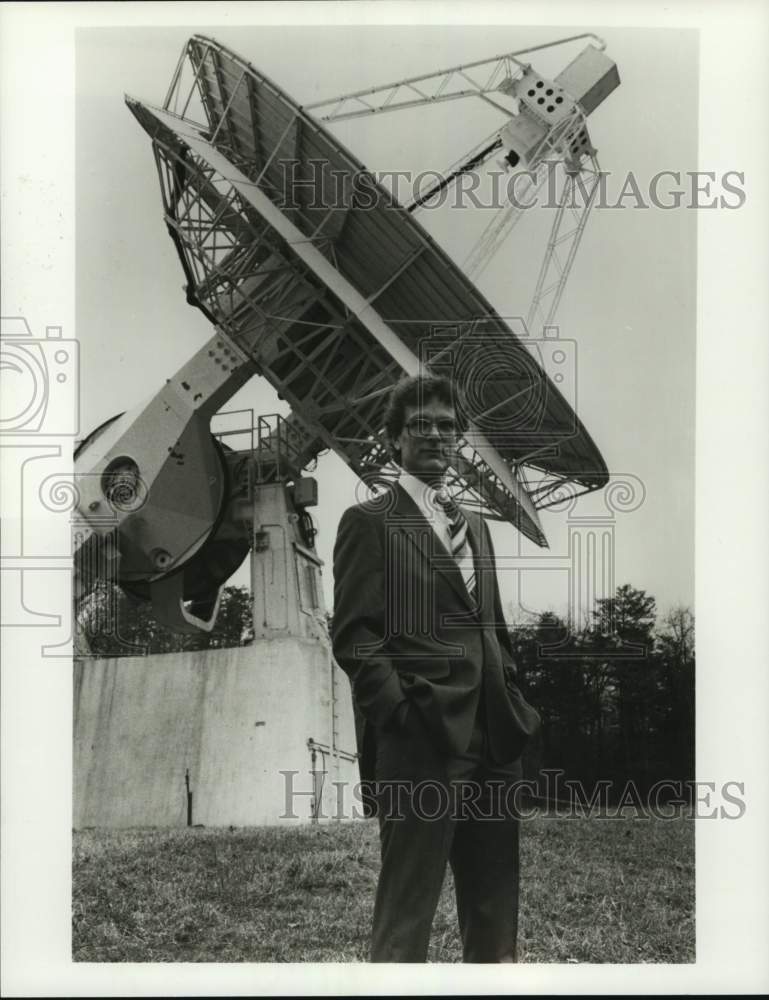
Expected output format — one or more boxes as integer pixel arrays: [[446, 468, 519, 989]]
[[73, 814, 694, 963]]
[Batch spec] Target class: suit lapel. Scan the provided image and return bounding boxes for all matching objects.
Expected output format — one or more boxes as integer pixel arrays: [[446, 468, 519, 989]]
[[389, 482, 478, 611]]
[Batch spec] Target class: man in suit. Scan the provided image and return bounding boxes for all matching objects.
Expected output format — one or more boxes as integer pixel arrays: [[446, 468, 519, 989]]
[[331, 373, 540, 963]]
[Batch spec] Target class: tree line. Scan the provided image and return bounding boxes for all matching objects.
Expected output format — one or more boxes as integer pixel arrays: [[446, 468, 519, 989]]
[[513, 584, 694, 798]]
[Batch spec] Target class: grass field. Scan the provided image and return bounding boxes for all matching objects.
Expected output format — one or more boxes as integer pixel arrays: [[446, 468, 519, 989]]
[[73, 814, 694, 963]]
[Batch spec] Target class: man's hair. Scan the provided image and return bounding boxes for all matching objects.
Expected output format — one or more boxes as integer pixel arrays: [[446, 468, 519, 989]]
[[383, 374, 466, 461]]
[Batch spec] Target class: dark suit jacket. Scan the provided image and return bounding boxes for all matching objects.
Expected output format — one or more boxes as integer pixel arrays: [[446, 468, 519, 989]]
[[331, 482, 540, 812]]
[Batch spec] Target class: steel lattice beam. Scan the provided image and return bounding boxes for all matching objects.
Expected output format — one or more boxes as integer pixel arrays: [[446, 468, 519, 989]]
[[526, 155, 602, 334], [302, 32, 607, 122]]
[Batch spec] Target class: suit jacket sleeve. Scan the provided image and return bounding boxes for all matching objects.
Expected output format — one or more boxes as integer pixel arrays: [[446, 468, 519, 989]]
[[331, 505, 406, 728]]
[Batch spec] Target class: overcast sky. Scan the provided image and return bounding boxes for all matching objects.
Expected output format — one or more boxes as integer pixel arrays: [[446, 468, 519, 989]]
[[76, 24, 698, 620]]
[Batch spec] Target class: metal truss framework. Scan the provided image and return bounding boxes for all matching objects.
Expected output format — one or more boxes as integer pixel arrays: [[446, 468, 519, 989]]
[[302, 32, 607, 122], [143, 110, 575, 543], [462, 137, 600, 284], [526, 158, 603, 334], [129, 34, 614, 545], [301, 32, 606, 337]]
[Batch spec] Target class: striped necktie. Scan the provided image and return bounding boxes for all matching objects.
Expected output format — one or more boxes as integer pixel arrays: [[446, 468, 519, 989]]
[[435, 489, 478, 603]]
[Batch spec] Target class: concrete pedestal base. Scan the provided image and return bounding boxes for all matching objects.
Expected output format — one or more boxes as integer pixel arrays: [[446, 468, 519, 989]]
[[73, 639, 359, 827]]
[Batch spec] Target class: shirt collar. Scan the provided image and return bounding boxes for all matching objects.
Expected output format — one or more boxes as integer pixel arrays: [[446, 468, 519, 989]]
[[398, 470, 445, 511]]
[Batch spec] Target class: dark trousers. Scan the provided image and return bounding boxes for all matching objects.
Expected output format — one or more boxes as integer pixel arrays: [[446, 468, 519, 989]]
[[370, 700, 522, 963]]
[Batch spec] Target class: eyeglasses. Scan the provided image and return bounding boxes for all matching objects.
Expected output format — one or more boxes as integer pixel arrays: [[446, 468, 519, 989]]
[[404, 417, 459, 438]]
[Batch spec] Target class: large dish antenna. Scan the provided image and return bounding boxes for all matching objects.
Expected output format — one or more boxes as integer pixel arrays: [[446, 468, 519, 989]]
[[126, 34, 618, 546]]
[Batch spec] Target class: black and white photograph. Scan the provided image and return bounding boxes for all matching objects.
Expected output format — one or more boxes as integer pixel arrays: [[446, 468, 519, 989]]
[[1, 1, 767, 995]]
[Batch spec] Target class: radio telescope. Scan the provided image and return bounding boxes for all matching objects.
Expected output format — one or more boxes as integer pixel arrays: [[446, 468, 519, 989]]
[[73, 34, 620, 827]]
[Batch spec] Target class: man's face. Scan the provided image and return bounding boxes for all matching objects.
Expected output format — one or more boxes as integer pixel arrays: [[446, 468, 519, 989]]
[[394, 396, 458, 485]]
